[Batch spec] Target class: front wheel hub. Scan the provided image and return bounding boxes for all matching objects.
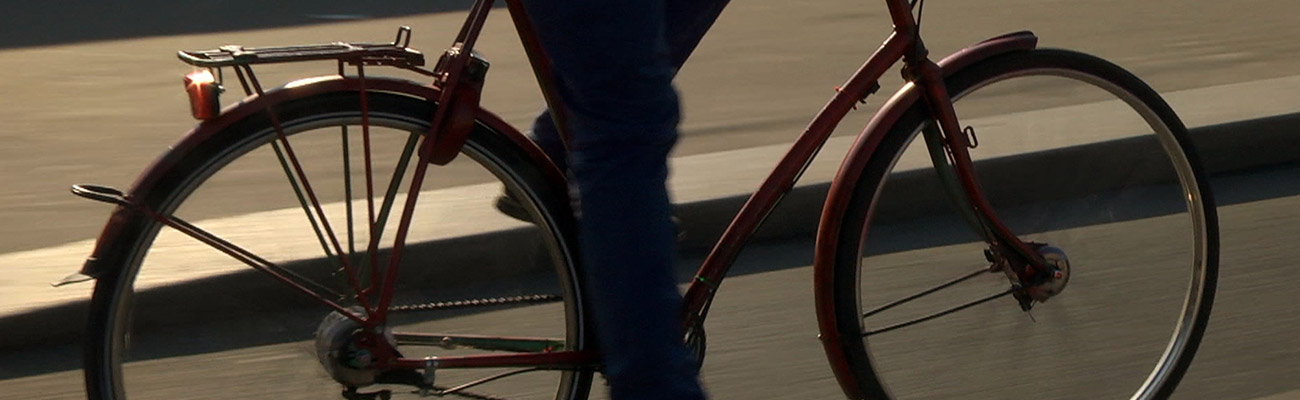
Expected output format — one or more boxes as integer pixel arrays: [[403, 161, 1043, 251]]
[[1025, 245, 1071, 302]]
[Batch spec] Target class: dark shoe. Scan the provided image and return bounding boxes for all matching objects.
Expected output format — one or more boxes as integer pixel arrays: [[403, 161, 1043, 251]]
[[494, 190, 533, 222]]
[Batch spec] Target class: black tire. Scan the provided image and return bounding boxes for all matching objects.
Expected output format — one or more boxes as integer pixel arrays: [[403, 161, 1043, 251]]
[[84, 91, 593, 399], [829, 49, 1218, 399]]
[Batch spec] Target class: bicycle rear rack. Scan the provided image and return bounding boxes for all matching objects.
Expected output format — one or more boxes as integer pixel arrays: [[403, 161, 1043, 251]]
[[177, 26, 426, 69], [175, 26, 440, 120]]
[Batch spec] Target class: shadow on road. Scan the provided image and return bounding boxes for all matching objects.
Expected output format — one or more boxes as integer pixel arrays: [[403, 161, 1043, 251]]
[[0, 0, 481, 50], [4, 164, 1298, 380]]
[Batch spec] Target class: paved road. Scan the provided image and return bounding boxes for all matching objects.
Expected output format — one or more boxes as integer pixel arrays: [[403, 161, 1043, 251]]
[[4, 165, 1300, 399], [2, 0, 1299, 254], [2, 0, 1299, 399]]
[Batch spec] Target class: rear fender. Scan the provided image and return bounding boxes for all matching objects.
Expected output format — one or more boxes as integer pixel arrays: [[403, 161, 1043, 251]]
[[813, 31, 1038, 399], [79, 76, 565, 279]]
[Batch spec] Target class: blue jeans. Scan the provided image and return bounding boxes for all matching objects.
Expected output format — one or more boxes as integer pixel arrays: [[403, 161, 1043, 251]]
[[519, 1, 727, 399]]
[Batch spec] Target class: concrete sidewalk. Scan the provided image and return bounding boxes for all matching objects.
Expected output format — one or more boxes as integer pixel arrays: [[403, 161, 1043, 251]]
[[2, 74, 1298, 350]]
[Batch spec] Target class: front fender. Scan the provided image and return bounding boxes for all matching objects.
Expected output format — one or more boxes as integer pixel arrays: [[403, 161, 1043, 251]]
[[813, 31, 1038, 399], [79, 75, 564, 279]]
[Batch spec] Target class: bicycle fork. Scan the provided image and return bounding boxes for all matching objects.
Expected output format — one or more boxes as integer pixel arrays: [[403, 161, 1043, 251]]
[[908, 56, 1066, 309]]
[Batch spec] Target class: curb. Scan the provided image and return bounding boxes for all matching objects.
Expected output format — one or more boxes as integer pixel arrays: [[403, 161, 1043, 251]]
[[676, 111, 1300, 249], [2, 112, 1297, 352]]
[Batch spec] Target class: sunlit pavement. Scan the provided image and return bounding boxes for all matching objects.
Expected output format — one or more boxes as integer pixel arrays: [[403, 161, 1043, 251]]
[[2, 0, 1299, 398]]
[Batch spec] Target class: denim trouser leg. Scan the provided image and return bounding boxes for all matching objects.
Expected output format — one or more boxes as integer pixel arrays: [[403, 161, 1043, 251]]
[[525, 0, 730, 171], [520, 1, 718, 399]]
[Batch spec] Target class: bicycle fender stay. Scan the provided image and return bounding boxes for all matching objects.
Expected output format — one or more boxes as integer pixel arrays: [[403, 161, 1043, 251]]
[[76, 75, 566, 280], [812, 31, 1037, 399]]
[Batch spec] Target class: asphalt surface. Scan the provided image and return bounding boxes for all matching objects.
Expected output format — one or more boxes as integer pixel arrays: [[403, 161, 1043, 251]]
[[3, 0, 1300, 255], [4, 166, 1300, 399], [1, 0, 1299, 399]]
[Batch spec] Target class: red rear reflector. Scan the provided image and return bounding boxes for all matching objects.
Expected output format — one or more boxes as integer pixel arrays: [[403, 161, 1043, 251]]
[[184, 70, 221, 120]]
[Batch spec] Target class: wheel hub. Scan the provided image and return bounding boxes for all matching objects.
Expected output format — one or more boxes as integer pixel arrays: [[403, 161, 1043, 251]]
[[1024, 245, 1071, 302], [315, 309, 393, 387]]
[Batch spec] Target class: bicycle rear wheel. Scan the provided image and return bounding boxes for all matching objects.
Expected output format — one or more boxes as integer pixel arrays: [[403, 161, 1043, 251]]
[[84, 90, 593, 399], [826, 49, 1217, 399]]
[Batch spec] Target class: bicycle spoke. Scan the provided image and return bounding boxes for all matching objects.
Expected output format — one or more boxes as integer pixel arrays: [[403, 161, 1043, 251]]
[[91, 60, 588, 397], [436, 368, 543, 399], [864, 288, 1014, 337], [233, 68, 335, 267], [358, 63, 382, 297], [269, 123, 372, 310], [270, 140, 340, 267], [138, 206, 362, 323], [373, 131, 422, 253], [240, 63, 371, 310], [342, 126, 357, 269], [372, 128, 440, 317], [337, 63, 358, 269], [862, 266, 989, 318], [357, 129, 420, 303]]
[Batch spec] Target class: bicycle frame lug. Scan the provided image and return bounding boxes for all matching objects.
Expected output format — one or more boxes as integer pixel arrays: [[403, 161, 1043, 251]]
[[899, 36, 931, 82], [900, 63, 917, 82], [906, 36, 930, 65]]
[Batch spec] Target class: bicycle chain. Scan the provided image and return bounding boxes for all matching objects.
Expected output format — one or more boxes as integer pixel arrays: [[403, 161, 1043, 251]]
[[389, 294, 562, 313]]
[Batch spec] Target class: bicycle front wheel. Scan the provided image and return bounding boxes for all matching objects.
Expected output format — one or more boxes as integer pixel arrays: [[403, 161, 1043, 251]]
[[84, 90, 593, 399], [827, 49, 1217, 399]]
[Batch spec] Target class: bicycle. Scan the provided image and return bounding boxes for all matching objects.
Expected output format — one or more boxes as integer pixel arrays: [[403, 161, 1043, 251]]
[[68, 0, 1218, 398]]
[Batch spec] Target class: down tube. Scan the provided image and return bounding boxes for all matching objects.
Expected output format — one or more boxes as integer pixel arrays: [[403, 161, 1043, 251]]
[[680, 31, 912, 325]]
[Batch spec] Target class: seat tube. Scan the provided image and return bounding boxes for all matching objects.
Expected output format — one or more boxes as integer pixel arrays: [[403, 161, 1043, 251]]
[[504, 0, 574, 149]]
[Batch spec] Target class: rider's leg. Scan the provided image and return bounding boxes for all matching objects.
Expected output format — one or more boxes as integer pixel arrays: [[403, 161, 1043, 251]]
[[521, 1, 707, 399], [524, 0, 731, 170]]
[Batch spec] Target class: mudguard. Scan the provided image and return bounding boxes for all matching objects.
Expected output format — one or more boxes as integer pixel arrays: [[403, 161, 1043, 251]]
[[78, 75, 566, 279], [812, 31, 1038, 399]]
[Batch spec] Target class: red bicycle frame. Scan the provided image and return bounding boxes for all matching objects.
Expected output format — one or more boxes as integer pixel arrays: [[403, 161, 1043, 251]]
[[360, 0, 1046, 375], [70, 0, 1049, 395]]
